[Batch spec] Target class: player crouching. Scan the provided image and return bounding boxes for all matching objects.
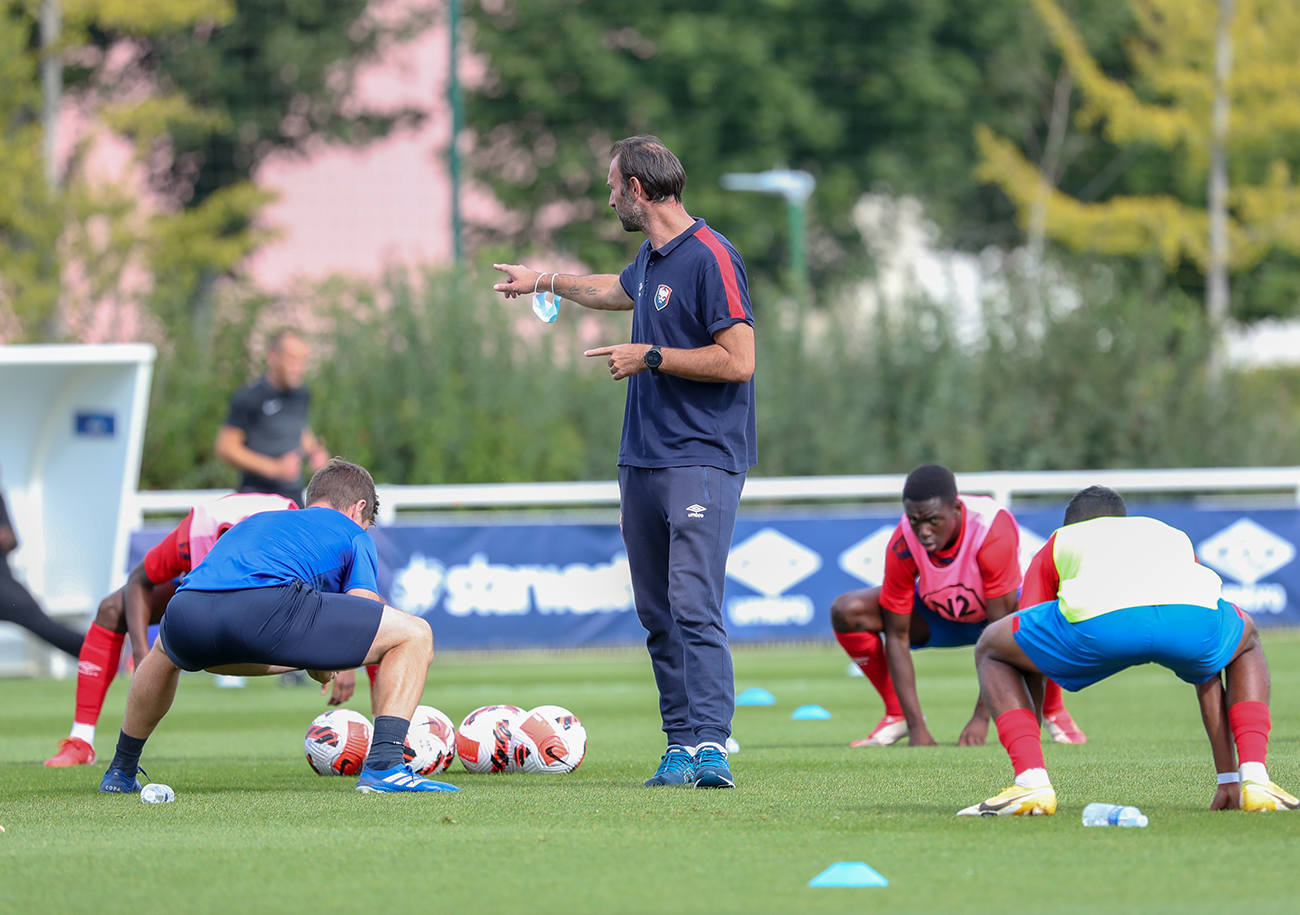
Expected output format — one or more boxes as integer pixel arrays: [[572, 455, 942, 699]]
[[98, 459, 457, 795], [959, 485, 1297, 817]]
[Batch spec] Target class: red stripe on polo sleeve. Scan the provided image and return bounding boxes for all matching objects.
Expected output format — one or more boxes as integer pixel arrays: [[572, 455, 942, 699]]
[[695, 227, 747, 320]]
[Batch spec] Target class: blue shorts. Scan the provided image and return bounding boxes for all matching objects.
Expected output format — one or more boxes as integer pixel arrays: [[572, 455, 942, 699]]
[[1012, 599, 1246, 692], [159, 583, 384, 672], [911, 595, 987, 649]]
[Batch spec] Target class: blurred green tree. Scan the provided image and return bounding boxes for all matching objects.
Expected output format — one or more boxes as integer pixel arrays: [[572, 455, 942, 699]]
[[82, 0, 434, 322], [977, 0, 1300, 327], [462, 0, 1133, 294]]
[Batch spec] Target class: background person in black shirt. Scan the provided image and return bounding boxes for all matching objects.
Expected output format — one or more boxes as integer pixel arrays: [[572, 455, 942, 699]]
[[215, 330, 329, 506]]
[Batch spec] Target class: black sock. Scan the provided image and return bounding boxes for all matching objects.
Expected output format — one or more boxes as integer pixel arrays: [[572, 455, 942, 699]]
[[108, 731, 148, 778], [366, 716, 409, 771]]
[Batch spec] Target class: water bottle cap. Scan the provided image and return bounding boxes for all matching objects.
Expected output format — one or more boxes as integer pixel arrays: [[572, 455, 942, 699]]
[[1134, 815, 1149, 827]]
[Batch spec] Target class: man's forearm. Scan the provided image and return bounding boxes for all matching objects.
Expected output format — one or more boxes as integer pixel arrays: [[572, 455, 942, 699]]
[[216, 432, 282, 479], [1197, 677, 1238, 774], [547, 273, 632, 311]]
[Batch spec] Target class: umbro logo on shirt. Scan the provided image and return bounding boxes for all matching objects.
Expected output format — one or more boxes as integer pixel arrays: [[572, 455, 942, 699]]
[[686, 503, 707, 518], [263, 399, 282, 416]]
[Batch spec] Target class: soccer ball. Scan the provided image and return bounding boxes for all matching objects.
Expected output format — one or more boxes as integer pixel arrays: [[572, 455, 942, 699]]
[[456, 705, 524, 774], [512, 705, 587, 774], [404, 705, 457, 776], [305, 709, 372, 776]]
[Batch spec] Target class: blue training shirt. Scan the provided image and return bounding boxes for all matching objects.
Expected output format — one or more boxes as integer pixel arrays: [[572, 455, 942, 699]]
[[617, 218, 757, 472], [177, 506, 379, 594]]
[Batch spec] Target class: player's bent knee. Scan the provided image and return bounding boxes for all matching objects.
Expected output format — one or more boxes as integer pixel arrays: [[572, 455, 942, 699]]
[[379, 606, 433, 656], [830, 591, 878, 633], [973, 618, 1013, 666], [94, 588, 127, 629]]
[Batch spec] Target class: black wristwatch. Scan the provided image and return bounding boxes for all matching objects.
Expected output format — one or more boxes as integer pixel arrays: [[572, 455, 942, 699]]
[[644, 345, 663, 376]]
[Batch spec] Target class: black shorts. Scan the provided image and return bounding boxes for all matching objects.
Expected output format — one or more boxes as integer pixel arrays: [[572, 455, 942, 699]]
[[158, 583, 384, 672]]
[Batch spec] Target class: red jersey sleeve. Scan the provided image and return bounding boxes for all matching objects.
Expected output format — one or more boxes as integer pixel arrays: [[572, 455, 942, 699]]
[[879, 522, 920, 615], [975, 510, 1022, 599], [142, 511, 194, 583], [1018, 532, 1061, 609]]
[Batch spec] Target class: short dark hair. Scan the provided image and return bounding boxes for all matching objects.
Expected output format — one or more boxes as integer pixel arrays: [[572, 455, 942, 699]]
[[266, 328, 303, 353], [902, 463, 958, 505], [1063, 485, 1127, 525], [610, 135, 686, 203], [304, 458, 379, 525]]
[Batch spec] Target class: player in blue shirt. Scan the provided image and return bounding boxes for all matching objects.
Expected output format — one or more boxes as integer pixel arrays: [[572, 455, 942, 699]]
[[98, 459, 457, 795], [493, 136, 756, 788]]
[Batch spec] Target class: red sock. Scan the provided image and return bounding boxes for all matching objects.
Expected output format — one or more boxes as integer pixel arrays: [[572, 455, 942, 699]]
[[1228, 700, 1271, 766], [835, 630, 902, 717], [1042, 680, 1065, 717], [74, 623, 125, 727], [995, 708, 1045, 776], [366, 664, 379, 689]]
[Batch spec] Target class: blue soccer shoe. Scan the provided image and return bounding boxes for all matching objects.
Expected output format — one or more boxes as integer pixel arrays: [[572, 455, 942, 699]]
[[355, 764, 460, 793], [99, 767, 142, 793]]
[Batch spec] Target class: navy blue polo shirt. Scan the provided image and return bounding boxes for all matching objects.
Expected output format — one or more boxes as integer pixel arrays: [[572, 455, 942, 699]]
[[617, 218, 757, 472]]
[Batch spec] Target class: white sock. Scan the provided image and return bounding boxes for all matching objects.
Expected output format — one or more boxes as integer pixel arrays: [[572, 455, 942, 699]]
[[1241, 761, 1269, 785], [1014, 767, 1051, 789], [695, 742, 725, 756], [70, 723, 95, 744]]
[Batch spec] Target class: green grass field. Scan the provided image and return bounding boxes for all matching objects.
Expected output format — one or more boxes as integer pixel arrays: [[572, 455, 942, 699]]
[[4, 634, 1300, 915]]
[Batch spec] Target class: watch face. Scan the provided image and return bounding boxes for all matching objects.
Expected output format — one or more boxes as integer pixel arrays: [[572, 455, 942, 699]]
[[645, 348, 662, 367]]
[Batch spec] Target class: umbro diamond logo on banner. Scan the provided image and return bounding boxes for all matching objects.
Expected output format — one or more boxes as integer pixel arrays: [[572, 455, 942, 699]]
[[686, 503, 706, 518]]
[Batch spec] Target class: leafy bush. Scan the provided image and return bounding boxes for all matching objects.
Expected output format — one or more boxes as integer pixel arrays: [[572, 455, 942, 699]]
[[138, 263, 1300, 490]]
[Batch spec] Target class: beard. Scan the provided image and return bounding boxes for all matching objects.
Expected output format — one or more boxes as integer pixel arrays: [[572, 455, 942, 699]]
[[614, 192, 647, 233]]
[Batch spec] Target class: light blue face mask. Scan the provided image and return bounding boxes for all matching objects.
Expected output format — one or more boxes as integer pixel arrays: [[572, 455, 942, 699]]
[[532, 273, 559, 323]]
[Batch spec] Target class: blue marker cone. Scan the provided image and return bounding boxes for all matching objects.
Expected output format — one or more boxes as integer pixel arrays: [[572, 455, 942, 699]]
[[808, 862, 889, 888], [736, 687, 776, 706], [791, 704, 831, 720]]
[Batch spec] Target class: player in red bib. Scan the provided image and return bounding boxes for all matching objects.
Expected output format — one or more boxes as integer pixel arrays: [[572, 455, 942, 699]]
[[831, 463, 1085, 746], [43, 492, 303, 767], [960, 485, 1297, 816]]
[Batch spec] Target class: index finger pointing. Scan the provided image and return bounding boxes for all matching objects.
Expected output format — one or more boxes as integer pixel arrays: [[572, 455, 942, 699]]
[[584, 347, 614, 357]]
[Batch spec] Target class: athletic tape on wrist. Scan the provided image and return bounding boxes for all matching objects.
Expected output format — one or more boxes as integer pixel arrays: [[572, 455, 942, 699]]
[[1217, 772, 1241, 785]]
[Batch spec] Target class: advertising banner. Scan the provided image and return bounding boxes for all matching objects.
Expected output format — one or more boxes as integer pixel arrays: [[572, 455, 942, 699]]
[[129, 501, 1300, 649]]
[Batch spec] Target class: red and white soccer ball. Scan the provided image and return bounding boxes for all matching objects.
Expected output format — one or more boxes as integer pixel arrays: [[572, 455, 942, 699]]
[[456, 705, 525, 774], [403, 705, 458, 776], [511, 705, 587, 774], [305, 708, 372, 777]]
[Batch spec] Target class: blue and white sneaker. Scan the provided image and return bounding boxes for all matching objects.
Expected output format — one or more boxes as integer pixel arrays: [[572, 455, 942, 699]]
[[692, 743, 735, 789], [355, 764, 460, 793], [644, 745, 695, 786], [99, 767, 143, 793]]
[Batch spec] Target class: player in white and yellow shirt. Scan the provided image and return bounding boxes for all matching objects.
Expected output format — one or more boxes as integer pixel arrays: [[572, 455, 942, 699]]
[[959, 485, 1297, 817]]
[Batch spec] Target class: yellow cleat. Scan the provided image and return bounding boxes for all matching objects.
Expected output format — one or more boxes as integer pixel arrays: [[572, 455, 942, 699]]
[[957, 784, 1057, 817], [1242, 780, 1300, 812]]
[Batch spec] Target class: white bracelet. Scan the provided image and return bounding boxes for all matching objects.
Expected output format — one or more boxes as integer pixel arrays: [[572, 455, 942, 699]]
[[1217, 772, 1241, 785]]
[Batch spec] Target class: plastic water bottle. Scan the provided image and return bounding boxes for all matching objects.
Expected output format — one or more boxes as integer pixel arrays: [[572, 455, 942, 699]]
[[140, 783, 176, 804], [1081, 803, 1147, 827]]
